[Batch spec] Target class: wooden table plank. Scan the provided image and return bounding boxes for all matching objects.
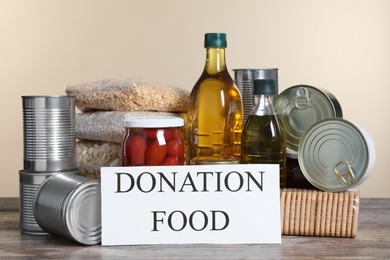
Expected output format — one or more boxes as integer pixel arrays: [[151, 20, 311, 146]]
[[0, 198, 389, 259]]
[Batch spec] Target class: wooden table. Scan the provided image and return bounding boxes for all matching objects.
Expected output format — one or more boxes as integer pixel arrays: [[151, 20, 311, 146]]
[[0, 197, 389, 259]]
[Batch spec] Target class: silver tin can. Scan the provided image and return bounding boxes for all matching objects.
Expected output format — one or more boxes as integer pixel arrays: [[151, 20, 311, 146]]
[[19, 170, 53, 235], [274, 85, 342, 151], [233, 68, 278, 123], [34, 173, 101, 245], [22, 96, 76, 172], [298, 118, 375, 192], [19, 169, 79, 235]]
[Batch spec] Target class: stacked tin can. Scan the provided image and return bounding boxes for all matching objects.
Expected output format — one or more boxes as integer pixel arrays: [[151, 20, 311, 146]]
[[20, 96, 101, 245], [20, 96, 77, 235], [273, 85, 375, 192]]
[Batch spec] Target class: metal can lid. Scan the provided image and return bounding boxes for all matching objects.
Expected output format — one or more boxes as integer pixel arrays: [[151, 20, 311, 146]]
[[123, 117, 184, 128], [298, 118, 375, 192], [63, 180, 101, 245], [22, 95, 75, 109], [274, 85, 343, 151]]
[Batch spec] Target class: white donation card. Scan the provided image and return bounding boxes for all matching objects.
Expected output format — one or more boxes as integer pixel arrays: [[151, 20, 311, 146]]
[[101, 164, 281, 245]]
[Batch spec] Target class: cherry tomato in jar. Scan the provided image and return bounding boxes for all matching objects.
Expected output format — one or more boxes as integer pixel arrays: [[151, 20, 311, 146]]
[[167, 138, 184, 160], [145, 128, 157, 140], [125, 134, 147, 166], [145, 140, 168, 165], [163, 128, 174, 140], [165, 128, 182, 140], [161, 157, 179, 165]]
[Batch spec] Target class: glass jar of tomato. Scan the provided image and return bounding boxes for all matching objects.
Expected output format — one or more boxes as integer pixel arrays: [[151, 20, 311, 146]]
[[122, 117, 185, 166]]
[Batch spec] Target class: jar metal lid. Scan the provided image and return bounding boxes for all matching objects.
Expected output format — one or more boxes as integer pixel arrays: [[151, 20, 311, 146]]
[[123, 117, 184, 128], [298, 118, 375, 192], [191, 156, 240, 165], [274, 85, 342, 151]]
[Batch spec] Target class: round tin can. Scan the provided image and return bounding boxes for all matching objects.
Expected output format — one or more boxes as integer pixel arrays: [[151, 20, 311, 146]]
[[274, 85, 342, 151], [298, 118, 375, 192], [34, 173, 101, 245]]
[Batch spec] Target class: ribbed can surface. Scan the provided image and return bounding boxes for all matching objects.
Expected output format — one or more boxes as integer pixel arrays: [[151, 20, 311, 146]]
[[34, 173, 101, 245], [19, 170, 52, 235], [22, 96, 76, 172]]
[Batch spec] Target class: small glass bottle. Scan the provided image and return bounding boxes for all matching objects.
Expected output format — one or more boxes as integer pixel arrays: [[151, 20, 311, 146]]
[[240, 79, 286, 188], [187, 33, 243, 164], [122, 117, 185, 166]]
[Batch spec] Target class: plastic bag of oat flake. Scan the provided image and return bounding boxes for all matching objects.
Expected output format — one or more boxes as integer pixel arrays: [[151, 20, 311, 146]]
[[65, 78, 189, 112], [76, 140, 121, 179]]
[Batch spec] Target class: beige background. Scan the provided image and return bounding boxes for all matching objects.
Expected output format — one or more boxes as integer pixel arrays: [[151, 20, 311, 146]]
[[1, 0, 389, 198]]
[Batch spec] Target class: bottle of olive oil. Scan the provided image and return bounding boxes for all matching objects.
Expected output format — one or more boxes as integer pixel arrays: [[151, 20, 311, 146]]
[[241, 79, 286, 188], [187, 33, 243, 164]]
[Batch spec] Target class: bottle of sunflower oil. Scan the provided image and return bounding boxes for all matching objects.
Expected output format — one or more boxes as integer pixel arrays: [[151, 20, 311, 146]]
[[187, 33, 243, 164], [241, 79, 286, 188]]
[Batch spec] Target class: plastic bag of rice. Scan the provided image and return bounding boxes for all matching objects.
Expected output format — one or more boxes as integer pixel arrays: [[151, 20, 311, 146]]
[[76, 140, 121, 179], [76, 111, 183, 143], [65, 78, 189, 112]]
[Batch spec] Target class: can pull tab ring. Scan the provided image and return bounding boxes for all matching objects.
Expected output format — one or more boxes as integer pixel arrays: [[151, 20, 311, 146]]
[[333, 160, 355, 185], [294, 87, 310, 109]]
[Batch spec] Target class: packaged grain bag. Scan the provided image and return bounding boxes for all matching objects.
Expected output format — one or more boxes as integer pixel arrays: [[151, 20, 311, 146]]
[[65, 78, 189, 112]]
